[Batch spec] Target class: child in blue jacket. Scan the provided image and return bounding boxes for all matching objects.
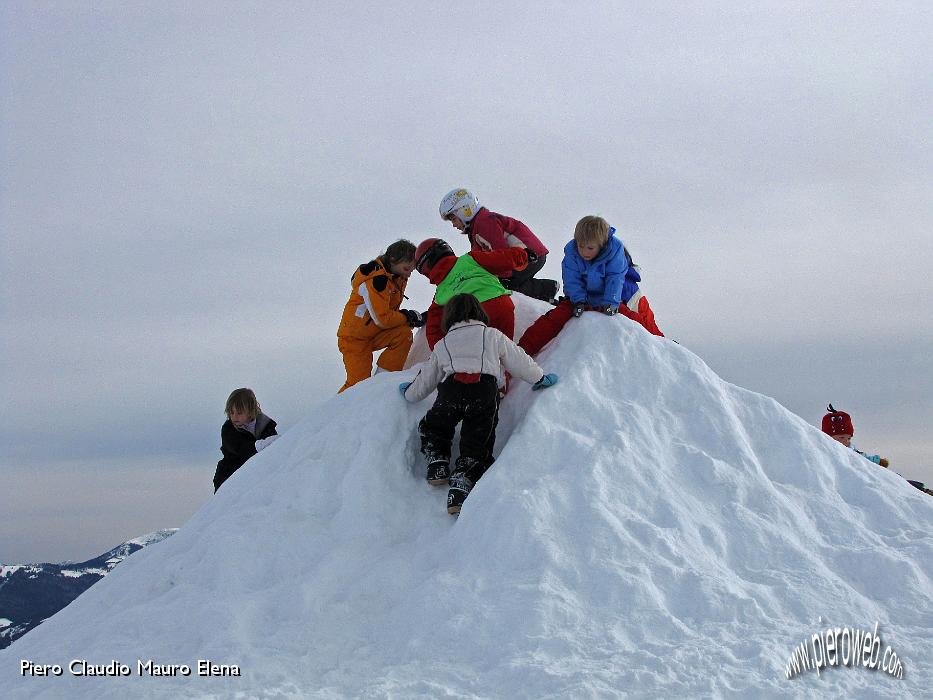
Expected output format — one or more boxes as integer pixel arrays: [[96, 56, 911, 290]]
[[518, 215, 663, 356]]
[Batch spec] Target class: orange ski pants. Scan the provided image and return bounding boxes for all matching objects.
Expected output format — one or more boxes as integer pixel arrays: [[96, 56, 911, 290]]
[[338, 325, 413, 393]]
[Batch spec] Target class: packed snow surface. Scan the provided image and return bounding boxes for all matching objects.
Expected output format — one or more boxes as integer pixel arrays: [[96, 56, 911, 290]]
[[2, 296, 931, 698]]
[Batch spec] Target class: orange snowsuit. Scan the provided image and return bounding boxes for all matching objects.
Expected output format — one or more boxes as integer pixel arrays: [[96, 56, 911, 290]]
[[337, 256, 413, 393]]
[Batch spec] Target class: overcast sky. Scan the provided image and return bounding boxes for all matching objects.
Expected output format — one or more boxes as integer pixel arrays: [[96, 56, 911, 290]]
[[2, 1, 931, 562]]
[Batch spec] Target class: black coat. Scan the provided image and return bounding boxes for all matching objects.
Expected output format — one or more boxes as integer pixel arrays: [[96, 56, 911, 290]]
[[213, 413, 277, 491]]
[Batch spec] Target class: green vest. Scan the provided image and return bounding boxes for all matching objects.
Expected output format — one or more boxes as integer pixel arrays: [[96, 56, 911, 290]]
[[435, 255, 510, 306]]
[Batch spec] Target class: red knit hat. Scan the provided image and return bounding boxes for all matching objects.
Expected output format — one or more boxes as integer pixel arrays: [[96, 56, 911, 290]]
[[822, 404, 854, 437]]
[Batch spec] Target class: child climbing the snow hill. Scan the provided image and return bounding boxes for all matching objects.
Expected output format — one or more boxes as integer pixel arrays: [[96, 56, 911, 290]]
[[337, 239, 424, 393], [821, 404, 890, 467], [399, 293, 558, 515], [439, 188, 559, 303], [518, 215, 664, 357], [213, 388, 279, 492], [415, 237, 527, 350]]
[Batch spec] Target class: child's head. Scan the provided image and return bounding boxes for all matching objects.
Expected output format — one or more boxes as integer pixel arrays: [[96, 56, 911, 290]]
[[225, 388, 259, 427], [384, 239, 416, 279], [442, 293, 489, 333], [821, 404, 854, 446], [574, 215, 611, 261], [414, 238, 455, 276], [439, 188, 480, 231]]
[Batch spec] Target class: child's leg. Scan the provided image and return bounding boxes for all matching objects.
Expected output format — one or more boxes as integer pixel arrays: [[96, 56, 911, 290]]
[[517, 298, 575, 356], [418, 378, 463, 463], [482, 295, 516, 340], [505, 253, 546, 289], [455, 376, 500, 483], [636, 296, 664, 336], [618, 296, 664, 337], [506, 255, 560, 302], [373, 325, 414, 372], [337, 336, 374, 392]]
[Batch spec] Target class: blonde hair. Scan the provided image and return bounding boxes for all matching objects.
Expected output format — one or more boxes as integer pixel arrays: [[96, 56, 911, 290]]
[[225, 388, 259, 419], [574, 215, 610, 248]]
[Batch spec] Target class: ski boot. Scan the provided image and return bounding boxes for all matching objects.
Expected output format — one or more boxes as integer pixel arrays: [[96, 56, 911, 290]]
[[447, 472, 474, 515], [425, 457, 450, 486]]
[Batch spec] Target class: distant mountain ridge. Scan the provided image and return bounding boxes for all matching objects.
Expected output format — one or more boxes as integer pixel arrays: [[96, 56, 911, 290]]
[[0, 529, 176, 649]]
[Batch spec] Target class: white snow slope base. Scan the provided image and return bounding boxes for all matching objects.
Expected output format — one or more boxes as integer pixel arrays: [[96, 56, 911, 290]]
[[3, 295, 932, 698]]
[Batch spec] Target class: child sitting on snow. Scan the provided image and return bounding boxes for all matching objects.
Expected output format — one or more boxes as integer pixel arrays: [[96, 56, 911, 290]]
[[213, 388, 279, 492], [414, 237, 528, 349], [518, 215, 664, 357], [399, 293, 558, 515], [821, 404, 889, 467], [439, 188, 559, 303]]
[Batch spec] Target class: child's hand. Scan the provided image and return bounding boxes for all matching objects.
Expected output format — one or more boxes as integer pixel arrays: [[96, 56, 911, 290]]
[[401, 309, 425, 328], [603, 305, 618, 316], [399, 381, 413, 398], [572, 302, 585, 318], [532, 373, 559, 391], [255, 435, 280, 452]]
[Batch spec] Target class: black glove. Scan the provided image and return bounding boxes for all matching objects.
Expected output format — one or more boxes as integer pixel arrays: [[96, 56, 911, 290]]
[[572, 302, 585, 318], [603, 304, 618, 316], [525, 249, 538, 264], [401, 309, 425, 328]]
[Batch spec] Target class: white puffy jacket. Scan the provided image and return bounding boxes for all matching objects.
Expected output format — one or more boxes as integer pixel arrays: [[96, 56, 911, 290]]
[[404, 320, 544, 402]]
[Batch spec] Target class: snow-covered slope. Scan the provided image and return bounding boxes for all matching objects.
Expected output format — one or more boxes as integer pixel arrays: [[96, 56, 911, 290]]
[[2, 296, 931, 698], [0, 530, 177, 650]]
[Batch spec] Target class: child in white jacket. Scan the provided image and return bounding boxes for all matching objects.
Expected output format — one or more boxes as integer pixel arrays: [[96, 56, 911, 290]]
[[400, 293, 558, 514]]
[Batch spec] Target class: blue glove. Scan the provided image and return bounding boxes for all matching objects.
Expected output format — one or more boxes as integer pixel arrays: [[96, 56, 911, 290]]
[[532, 373, 558, 391], [399, 381, 412, 398], [572, 302, 585, 318], [603, 304, 618, 316]]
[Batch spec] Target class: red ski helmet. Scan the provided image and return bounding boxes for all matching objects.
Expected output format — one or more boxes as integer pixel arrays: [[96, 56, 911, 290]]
[[415, 238, 454, 275], [822, 404, 854, 437]]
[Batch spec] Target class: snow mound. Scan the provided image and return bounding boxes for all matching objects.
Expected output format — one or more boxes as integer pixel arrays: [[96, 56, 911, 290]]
[[3, 295, 931, 698]]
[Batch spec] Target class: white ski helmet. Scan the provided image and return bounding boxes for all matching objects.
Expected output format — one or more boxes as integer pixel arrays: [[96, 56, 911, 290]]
[[439, 188, 481, 223]]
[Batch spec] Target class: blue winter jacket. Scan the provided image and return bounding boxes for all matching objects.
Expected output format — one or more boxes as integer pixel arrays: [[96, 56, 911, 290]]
[[852, 445, 884, 465], [561, 227, 641, 308]]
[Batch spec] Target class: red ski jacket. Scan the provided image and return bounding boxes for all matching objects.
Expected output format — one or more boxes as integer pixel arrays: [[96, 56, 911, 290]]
[[466, 208, 549, 263]]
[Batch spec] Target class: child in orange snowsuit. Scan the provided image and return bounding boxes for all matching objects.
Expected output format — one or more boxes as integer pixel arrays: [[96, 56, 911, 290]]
[[414, 237, 529, 350], [337, 239, 424, 392]]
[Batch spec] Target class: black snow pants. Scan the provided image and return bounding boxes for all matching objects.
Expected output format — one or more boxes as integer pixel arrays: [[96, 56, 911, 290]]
[[418, 373, 500, 483], [501, 254, 559, 302]]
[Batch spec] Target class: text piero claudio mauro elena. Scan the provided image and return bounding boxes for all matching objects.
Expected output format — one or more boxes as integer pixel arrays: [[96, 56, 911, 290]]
[[21, 658, 241, 677]]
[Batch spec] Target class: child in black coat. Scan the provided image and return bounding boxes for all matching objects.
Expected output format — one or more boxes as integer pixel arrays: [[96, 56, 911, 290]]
[[213, 388, 278, 492]]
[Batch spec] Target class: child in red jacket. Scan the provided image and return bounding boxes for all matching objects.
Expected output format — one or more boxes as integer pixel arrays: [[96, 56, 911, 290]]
[[439, 188, 559, 303], [414, 237, 528, 350]]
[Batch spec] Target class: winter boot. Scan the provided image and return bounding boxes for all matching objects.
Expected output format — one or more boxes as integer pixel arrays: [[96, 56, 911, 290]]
[[425, 457, 450, 486], [447, 472, 474, 515]]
